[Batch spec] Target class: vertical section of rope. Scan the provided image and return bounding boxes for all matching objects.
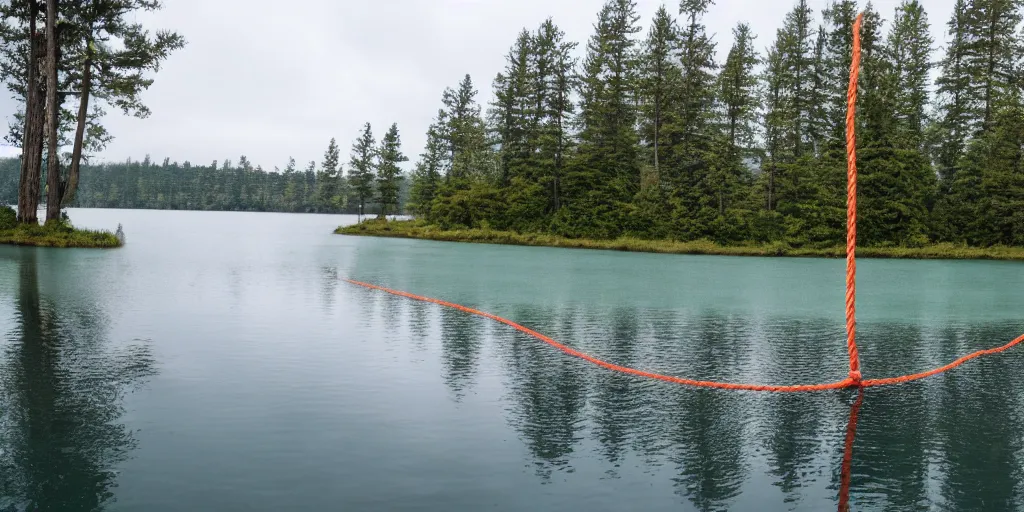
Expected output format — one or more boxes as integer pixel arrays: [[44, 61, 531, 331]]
[[838, 389, 864, 511], [845, 13, 865, 384]]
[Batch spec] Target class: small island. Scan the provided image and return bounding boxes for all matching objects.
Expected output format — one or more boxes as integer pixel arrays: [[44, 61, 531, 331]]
[[0, 206, 122, 248], [336, 219, 1024, 261]]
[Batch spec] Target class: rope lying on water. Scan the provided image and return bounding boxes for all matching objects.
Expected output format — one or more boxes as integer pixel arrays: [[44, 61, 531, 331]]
[[345, 279, 1024, 391]]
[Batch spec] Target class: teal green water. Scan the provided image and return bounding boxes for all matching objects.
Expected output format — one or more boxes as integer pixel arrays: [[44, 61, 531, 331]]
[[2, 209, 1024, 511]]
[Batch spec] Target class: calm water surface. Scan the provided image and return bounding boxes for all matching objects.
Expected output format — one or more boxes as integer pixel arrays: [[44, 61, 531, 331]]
[[1, 208, 1024, 511]]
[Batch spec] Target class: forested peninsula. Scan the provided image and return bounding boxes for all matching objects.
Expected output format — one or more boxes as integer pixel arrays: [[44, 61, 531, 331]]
[[336, 0, 1024, 259]]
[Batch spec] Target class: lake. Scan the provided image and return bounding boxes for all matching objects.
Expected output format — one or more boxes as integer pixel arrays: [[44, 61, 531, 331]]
[[1, 208, 1023, 511]]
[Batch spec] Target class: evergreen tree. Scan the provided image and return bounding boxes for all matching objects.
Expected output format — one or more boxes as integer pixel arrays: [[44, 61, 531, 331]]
[[348, 123, 377, 219], [490, 30, 534, 185], [316, 138, 341, 212], [409, 121, 446, 217], [779, 0, 816, 158], [376, 123, 407, 218], [705, 22, 758, 223], [536, 18, 577, 214], [855, 1, 937, 247], [564, 0, 641, 238], [0, 0, 184, 222], [441, 75, 492, 181], [638, 5, 679, 184], [760, 42, 791, 212], [821, 0, 859, 151], [807, 26, 830, 155], [934, 0, 975, 181], [716, 22, 759, 176], [673, 0, 718, 183], [963, 0, 1023, 131], [884, 0, 934, 150], [944, 90, 1024, 245], [857, 4, 891, 150]]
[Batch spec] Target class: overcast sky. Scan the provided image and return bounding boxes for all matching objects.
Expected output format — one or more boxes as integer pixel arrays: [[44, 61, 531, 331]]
[[0, 0, 956, 170]]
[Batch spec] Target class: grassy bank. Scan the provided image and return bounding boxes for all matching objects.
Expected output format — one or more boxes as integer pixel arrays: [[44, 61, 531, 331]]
[[335, 220, 1024, 261], [0, 208, 122, 248]]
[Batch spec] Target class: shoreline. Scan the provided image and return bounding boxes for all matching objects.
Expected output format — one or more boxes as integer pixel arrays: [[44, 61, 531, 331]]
[[0, 224, 123, 249], [335, 220, 1024, 261]]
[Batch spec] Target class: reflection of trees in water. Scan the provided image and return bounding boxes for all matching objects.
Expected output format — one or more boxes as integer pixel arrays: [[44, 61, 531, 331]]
[[0, 251, 157, 511], [486, 303, 1024, 509], [846, 324, 932, 511], [438, 308, 482, 400], [342, 251, 1024, 509], [665, 313, 748, 511], [932, 325, 1023, 512], [588, 307, 647, 470], [496, 305, 585, 481], [758, 319, 837, 503], [320, 266, 338, 312]]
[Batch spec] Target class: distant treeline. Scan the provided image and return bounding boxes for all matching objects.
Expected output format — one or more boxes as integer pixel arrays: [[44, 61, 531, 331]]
[[0, 156, 410, 215], [403, 0, 1024, 248]]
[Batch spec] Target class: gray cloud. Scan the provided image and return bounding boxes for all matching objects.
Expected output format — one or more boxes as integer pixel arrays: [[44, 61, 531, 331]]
[[0, 0, 955, 170]]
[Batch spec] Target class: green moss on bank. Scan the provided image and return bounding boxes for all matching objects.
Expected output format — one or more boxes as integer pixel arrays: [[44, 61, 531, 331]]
[[0, 220, 122, 248], [335, 219, 1024, 261]]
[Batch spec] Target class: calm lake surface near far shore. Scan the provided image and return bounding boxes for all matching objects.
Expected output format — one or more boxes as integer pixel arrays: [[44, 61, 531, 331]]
[[2, 208, 1023, 511]]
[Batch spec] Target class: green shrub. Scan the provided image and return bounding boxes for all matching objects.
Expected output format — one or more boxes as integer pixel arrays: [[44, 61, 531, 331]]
[[0, 205, 16, 230]]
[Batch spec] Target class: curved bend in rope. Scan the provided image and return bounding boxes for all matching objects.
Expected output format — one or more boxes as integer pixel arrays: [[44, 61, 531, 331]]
[[345, 279, 1024, 392]]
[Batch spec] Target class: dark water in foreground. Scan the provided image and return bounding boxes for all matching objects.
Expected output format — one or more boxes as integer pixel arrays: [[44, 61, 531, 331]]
[[1, 209, 1024, 511]]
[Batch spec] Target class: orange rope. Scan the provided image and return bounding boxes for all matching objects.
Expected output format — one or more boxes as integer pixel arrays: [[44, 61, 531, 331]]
[[346, 279, 857, 392], [346, 279, 1024, 392], [343, 12, 1024, 392], [838, 389, 863, 512], [845, 13, 864, 384]]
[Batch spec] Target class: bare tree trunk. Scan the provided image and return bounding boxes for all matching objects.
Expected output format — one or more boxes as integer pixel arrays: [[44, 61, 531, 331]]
[[44, 0, 61, 223], [17, 3, 42, 224], [63, 40, 90, 206]]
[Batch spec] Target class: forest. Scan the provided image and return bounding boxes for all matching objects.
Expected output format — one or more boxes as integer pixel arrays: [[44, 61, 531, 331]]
[[400, 0, 1024, 248], [4, 0, 1021, 248], [0, 148, 411, 215]]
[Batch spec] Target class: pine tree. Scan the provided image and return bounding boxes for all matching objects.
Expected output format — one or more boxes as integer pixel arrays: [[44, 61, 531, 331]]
[[316, 138, 341, 212], [638, 5, 679, 185], [780, 0, 816, 158], [934, 0, 974, 181], [376, 123, 407, 218], [348, 123, 377, 219], [821, 0, 858, 152], [0, 0, 184, 222], [855, 1, 937, 247], [963, 0, 1024, 131], [409, 120, 446, 217], [490, 30, 534, 184], [945, 89, 1024, 245], [934, 0, 1023, 238], [712, 22, 759, 216], [884, 0, 934, 150], [61, 0, 185, 208], [760, 42, 791, 212], [673, 0, 718, 180], [537, 19, 577, 214], [570, 0, 641, 228], [441, 75, 492, 181], [858, 3, 890, 147], [718, 23, 759, 166], [807, 26, 830, 155]]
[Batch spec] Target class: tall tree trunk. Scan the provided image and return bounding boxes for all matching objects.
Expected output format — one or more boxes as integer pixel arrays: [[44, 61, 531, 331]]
[[653, 95, 660, 181], [44, 0, 61, 223], [17, 3, 42, 224], [63, 41, 91, 206]]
